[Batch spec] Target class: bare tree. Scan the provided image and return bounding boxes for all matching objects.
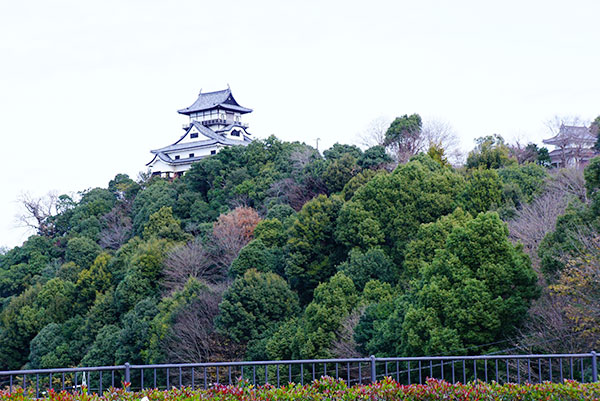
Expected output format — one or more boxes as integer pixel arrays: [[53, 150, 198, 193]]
[[357, 117, 391, 148], [99, 204, 132, 249], [164, 284, 243, 363], [290, 148, 319, 174], [508, 191, 569, 273], [518, 228, 600, 354], [545, 115, 588, 136], [421, 118, 464, 165], [211, 207, 261, 269], [545, 168, 587, 202], [267, 178, 323, 211], [162, 240, 224, 293], [329, 308, 365, 358], [508, 168, 585, 273], [17, 192, 59, 237], [518, 290, 586, 354]]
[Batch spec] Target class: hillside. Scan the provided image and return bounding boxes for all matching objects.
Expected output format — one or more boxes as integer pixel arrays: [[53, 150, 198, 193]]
[[0, 133, 598, 370]]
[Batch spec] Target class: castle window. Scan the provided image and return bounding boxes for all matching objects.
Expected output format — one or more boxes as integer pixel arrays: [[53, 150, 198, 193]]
[[174, 155, 180, 160], [189, 153, 194, 158], [231, 130, 240, 137], [190, 133, 198, 139], [211, 150, 216, 155]]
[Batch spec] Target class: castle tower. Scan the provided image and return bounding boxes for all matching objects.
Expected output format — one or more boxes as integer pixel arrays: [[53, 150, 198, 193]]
[[146, 88, 253, 178]]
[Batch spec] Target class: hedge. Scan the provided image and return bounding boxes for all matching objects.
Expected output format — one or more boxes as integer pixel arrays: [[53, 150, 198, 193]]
[[2, 376, 600, 401]]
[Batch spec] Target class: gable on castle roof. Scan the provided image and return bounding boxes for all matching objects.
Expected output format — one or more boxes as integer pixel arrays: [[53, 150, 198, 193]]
[[177, 88, 252, 115]]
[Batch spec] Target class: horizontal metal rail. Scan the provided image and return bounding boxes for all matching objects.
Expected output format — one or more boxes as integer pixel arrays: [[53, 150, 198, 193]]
[[0, 352, 595, 395]]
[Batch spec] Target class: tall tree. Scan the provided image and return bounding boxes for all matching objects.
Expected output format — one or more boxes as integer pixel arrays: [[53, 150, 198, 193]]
[[384, 114, 423, 164]]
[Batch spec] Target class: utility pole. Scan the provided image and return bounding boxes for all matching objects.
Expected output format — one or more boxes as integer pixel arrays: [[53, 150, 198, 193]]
[[316, 138, 320, 151]]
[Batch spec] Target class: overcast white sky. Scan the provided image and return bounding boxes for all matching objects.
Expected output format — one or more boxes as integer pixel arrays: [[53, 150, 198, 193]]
[[1, 0, 599, 249]]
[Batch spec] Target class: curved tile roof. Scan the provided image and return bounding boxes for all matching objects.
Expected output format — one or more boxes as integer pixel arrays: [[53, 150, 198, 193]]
[[177, 88, 252, 115]]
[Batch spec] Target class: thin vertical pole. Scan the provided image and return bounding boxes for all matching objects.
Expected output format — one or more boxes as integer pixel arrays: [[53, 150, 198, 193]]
[[359, 363, 362, 384], [347, 363, 350, 384], [592, 351, 598, 382], [495, 359, 499, 382], [124, 363, 130, 391], [370, 355, 376, 383]]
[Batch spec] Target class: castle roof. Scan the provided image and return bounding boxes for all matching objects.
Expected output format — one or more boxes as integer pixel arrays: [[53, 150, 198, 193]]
[[149, 121, 252, 155], [177, 88, 252, 115], [543, 124, 595, 146]]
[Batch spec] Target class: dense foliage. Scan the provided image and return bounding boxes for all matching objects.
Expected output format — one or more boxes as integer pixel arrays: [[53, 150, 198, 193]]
[[2, 124, 595, 370], [3, 377, 600, 401]]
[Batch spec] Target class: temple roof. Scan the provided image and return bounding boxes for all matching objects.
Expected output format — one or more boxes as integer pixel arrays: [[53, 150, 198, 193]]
[[543, 125, 595, 146], [177, 88, 252, 115]]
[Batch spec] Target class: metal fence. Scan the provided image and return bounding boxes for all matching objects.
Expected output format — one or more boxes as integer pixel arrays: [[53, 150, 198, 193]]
[[0, 352, 597, 395]]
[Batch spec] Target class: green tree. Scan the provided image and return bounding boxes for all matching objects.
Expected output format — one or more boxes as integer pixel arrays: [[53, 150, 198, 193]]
[[337, 247, 397, 291], [592, 116, 600, 151], [323, 143, 362, 161], [115, 238, 172, 312], [584, 156, 600, 197], [131, 179, 177, 235], [290, 272, 358, 359], [460, 168, 503, 214], [65, 237, 102, 270], [285, 195, 346, 304], [108, 173, 140, 200], [115, 297, 158, 364], [253, 219, 286, 248], [322, 154, 360, 193], [340, 169, 382, 201], [384, 114, 422, 163], [336, 155, 464, 264], [359, 212, 539, 356], [142, 206, 192, 242], [0, 285, 50, 369], [76, 253, 112, 307], [216, 270, 299, 344], [466, 135, 516, 169], [229, 239, 283, 278], [36, 278, 77, 323], [357, 145, 392, 170], [81, 325, 120, 367]]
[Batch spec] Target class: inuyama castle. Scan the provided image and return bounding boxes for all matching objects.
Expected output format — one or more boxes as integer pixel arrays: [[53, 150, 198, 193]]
[[147, 88, 253, 178]]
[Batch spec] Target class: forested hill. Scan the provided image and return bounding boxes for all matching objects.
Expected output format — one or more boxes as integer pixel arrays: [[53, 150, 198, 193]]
[[0, 133, 598, 370]]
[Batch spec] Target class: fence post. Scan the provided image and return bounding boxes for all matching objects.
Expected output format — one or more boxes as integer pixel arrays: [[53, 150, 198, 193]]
[[592, 351, 598, 382], [125, 362, 131, 390], [370, 355, 377, 383]]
